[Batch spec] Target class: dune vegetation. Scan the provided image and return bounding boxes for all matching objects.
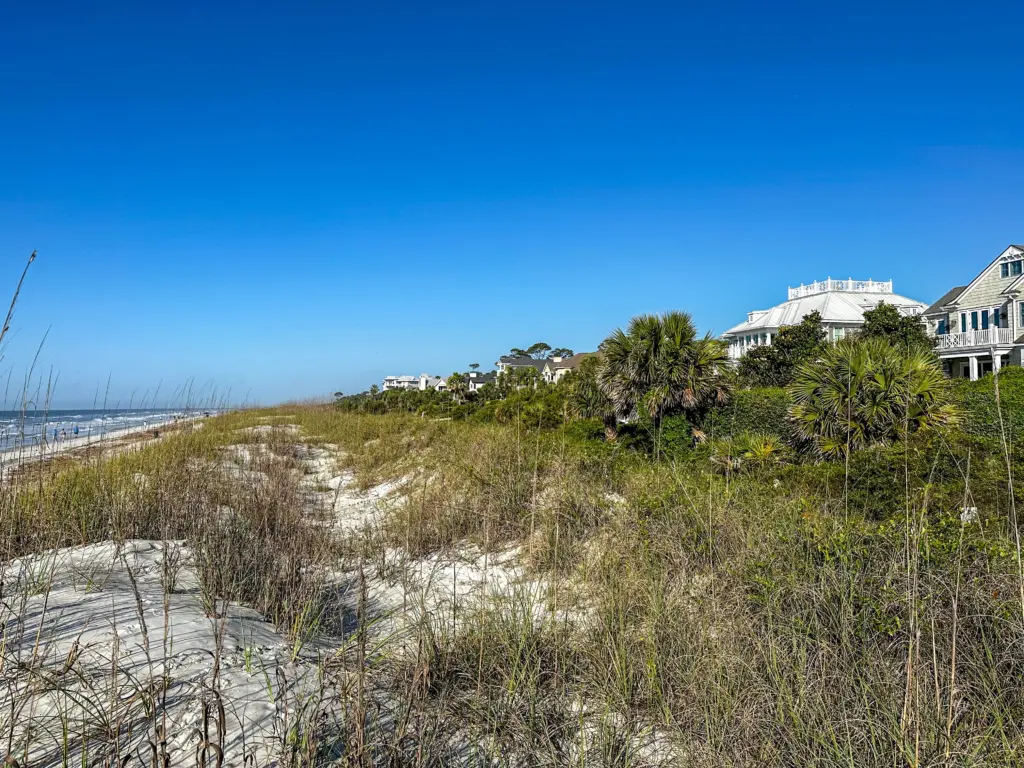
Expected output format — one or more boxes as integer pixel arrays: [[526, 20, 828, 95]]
[[4, 306, 1024, 766]]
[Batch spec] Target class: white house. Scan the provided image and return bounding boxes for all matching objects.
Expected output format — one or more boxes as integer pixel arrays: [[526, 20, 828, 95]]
[[382, 373, 446, 391], [382, 375, 419, 391], [542, 353, 592, 383], [722, 278, 927, 361], [467, 371, 497, 392], [418, 374, 444, 391], [923, 244, 1024, 380]]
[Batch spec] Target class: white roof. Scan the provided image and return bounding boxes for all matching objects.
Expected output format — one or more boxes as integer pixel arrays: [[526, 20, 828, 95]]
[[723, 290, 927, 338]]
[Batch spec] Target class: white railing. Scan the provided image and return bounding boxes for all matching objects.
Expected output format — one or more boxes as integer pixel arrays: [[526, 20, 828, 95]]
[[788, 278, 893, 300], [935, 328, 1013, 349]]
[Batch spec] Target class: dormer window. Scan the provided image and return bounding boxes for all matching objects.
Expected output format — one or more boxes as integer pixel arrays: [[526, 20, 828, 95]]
[[1004, 260, 1024, 277]]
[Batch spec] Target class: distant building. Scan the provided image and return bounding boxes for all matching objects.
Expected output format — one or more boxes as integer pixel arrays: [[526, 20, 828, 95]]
[[722, 278, 927, 361], [418, 374, 445, 391], [542, 353, 592, 384], [924, 244, 1024, 380], [382, 375, 419, 391], [382, 373, 447, 391], [494, 355, 548, 375], [467, 371, 497, 392]]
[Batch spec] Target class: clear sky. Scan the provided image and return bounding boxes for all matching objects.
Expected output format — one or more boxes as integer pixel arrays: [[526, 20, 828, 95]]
[[2, 1, 1023, 407]]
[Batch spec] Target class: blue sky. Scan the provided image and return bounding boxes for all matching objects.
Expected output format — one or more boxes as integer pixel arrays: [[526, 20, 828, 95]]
[[1, 1, 1023, 406]]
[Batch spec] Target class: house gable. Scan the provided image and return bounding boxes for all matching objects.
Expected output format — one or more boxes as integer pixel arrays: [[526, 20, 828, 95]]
[[950, 245, 1024, 310]]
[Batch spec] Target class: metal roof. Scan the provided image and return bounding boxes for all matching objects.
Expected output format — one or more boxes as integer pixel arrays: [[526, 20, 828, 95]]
[[723, 290, 927, 338]]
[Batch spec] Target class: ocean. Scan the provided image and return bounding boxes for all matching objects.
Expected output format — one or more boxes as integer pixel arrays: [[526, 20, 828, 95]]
[[0, 409, 206, 452]]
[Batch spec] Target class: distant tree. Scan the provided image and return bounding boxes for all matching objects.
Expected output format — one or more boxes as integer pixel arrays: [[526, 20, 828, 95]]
[[497, 366, 541, 395], [509, 347, 528, 357], [600, 311, 729, 456], [469, 362, 480, 372], [860, 302, 933, 351], [526, 342, 552, 359], [567, 354, 617, 440], [333, 391, 344, 399], [369, 384, 380, 396], [511, 366, 541, 388], [739, 311, 827, 388], [447, 372, 469, 403], [549, 347, 574, 358]]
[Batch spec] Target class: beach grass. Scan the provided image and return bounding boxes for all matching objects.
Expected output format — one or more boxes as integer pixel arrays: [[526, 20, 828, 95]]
[[1, 404, 1023, 765]]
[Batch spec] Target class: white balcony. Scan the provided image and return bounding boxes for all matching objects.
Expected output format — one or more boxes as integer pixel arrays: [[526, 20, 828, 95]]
[[935, 328, 1014, 350]]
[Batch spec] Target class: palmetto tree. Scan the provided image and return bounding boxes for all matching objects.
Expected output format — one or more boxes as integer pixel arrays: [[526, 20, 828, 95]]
[[789, 337, 957, 458], [446, 372, 470, 403], [567, 354, 618, 440], [599, 311, 729, 451]]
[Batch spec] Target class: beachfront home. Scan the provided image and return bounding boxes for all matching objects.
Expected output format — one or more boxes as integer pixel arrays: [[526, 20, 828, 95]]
[[494, 355, 548, 375], [542, 353, 592, 383], [468, 371, 497, 392], [418, 374, 444, 391], [722, 278, 927, 361], [382, 373, 446, 391], [382, 375, 419, 391], [923, 244, 1024, 380]]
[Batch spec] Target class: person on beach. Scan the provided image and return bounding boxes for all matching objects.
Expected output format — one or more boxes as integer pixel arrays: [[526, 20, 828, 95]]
[[61, 428, 66, 442], [73, 425, 79, 436]]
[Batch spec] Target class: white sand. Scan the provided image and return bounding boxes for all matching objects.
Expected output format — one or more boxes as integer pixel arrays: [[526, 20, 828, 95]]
[[1, 422, 679, 766], [1, 539, 327, 766]]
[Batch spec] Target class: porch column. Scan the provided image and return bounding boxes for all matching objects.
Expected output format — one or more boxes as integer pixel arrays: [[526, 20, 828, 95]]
[[969, 355, 980, 381], [994, 353, 1003, 374]]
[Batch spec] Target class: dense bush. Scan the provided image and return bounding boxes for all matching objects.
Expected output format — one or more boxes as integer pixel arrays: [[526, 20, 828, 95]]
[[700, 387, 791, 440], [953, 366, 1024, 445]]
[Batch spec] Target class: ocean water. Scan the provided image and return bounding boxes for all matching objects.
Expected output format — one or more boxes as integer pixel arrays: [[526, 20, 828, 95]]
[[0, 409, 207, 452]]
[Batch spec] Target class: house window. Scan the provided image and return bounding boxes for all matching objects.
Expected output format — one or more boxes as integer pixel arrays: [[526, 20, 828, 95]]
[[937, 319, 946, 335], [994, 308, 1001, 328], [1015, 261, 1024, 276], [1003, 263, 1010, 278], [1019, 301, 1024, 328], [971, 311, 979, 330], [961, 313, 967, 332], [982, 310, 989, 330]]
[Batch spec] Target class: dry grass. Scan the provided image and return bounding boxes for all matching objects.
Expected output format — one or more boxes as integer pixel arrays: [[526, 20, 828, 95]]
[[2, 405, 1024, 766]]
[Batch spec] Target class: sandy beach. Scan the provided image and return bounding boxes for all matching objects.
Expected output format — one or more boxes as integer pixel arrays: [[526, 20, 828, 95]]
[[0, 415, 199, 470]]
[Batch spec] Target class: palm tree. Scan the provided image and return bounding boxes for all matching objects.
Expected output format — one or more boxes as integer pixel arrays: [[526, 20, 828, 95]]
[[789, 337, 957, 458], [447, 372, 470, 403], [568, 354, 618, 440], [599, 311, 729, 454]]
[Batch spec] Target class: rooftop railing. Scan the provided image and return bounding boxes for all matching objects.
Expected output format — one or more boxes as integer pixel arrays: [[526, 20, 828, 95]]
[[788, 278, 893, 300]]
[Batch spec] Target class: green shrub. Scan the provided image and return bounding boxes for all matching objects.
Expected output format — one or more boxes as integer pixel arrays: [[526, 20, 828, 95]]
[[953, 367, 1024, 446], [701, 387, 791, 441]]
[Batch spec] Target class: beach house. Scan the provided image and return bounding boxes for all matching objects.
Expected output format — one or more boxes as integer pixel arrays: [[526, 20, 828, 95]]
[[382, 375, 419, 391], [468, 371, 497, 392], [542, 353, 592, 383], [722, 278, 927, 361], [923, 244, 1024, 380], [494, 355, 548, 375]]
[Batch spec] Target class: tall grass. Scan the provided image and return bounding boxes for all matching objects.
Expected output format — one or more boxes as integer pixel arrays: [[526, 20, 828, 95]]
[[275, 407, 1024, 766], [3, 402, 1024, 765]]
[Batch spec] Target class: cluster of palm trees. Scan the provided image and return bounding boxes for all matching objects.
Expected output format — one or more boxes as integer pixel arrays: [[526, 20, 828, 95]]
[[573, 310, 955, 460]]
